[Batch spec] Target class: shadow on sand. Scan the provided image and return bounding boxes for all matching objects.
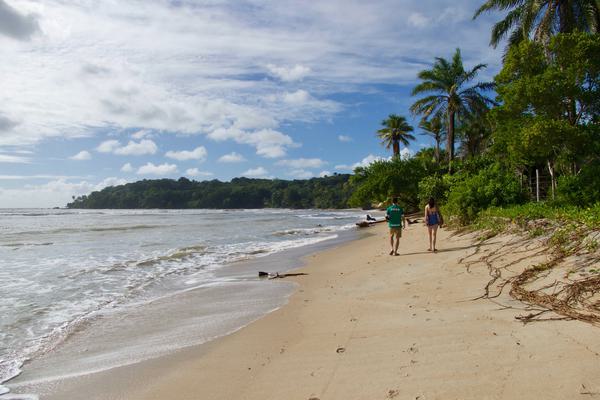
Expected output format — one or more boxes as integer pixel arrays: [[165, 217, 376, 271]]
[[396, 241, 501, 257]]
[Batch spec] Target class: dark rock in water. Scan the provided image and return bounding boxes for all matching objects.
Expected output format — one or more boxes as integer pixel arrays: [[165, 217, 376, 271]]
[[258, 271, 269, 277]]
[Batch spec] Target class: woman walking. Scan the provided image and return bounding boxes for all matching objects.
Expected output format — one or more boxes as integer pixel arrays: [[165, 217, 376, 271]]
[[424, 197, 442, 252]]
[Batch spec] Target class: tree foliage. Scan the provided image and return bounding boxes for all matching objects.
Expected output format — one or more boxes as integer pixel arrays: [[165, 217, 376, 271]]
[[376, 114, 415, 157], [474, 0, 600, 50], [411, 48, 495, 170], [68, 175, 353, 209]]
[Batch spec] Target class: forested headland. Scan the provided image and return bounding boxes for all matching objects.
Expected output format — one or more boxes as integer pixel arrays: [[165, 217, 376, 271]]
[[67, 175, 354, 209]]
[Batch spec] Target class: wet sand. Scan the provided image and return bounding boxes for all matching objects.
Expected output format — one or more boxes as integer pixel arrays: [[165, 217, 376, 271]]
[[15, 223, 600, 399]]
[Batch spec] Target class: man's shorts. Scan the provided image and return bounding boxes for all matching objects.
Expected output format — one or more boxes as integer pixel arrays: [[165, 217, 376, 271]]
[[389, 227, 402, 237]]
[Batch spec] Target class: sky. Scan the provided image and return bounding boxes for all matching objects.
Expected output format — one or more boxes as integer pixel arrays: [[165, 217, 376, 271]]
[[0, 0, 503, 207]]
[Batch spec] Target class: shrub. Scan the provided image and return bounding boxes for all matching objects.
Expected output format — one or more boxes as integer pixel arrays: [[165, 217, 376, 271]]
[[556, 163, 600, 207], [417, 174, 450, 206], [445, 162, 526, 224]]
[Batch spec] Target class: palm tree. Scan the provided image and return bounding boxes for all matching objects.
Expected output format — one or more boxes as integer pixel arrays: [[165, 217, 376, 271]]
[[419, 115, 446, 164], [376, 114, 415, 158], [458, 109, 492, 158], [474, 0, 600, 50], [410, 48, 494, 172]]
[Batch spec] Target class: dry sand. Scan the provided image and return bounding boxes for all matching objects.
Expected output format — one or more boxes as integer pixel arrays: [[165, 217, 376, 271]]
[[36, 223, 600, 399]]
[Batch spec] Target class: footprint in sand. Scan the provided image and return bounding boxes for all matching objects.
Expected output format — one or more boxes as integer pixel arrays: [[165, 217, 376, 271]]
[[387, 389, 400, 398]]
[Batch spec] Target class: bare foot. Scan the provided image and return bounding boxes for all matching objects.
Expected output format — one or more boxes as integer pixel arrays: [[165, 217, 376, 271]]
[[427, 248, 432, 251], [389, 250, 394, 255], [394, 252, 399, 256], [433, 248, 438, 252]]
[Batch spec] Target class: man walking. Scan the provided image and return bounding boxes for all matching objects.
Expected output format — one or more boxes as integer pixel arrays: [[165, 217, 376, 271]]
[[386, 197, 406, 256]]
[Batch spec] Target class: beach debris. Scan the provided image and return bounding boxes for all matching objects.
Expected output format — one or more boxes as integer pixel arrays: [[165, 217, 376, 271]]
[[258, 271, 308, 279], [580, 384, 600, 396], [387, 389, 400, 398], [336, 346, 345, 353]]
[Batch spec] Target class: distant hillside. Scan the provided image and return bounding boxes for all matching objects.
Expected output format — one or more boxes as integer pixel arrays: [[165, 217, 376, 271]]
[[67, 175, 354, 209]]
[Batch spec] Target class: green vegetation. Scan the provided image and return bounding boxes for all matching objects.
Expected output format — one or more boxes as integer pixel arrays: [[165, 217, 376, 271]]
[[351, 30, 599, 226], [71, 6, 599, 221], [68, 175, 353, 209], [410, 48, 494, 171], [474, 0, 600, 50], [376, 114, 415, 157], [477, 203, 600, 230]]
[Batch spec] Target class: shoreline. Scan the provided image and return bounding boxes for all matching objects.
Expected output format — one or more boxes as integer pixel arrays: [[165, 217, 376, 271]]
[[4, 223, 369, 399], [9, 223, 600, 399]]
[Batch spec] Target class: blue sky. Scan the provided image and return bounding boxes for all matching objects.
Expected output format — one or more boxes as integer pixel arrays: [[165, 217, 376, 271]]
[[0, 0, 503, 207]]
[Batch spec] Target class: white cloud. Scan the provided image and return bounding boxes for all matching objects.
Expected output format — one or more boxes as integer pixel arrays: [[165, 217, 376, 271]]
[[131, 129, 152, 139], [242, 167, 269, 178], [0, 177, 126, 208], [400, 147, 413, 160], [165, 146, 207, 161], [0, 0, 501, 151], [0, 174, 88, 180], [276, 158, 326, 169], [338, 135, 353, 142], [218, 152, 246, 163], [239, 129, 299, 158], [288, 169, 314, 179], [96, 177, 127, 188], [282, 90, 311, 105], [335, 154, 388, 170], [97, 140, 121, 153], [319, 170, 331, 177], [137, 162, 178, 176], [186, 168, 213, 178], [114, 140, 158, 156], [70, 150, 91, 160], [121, 162, 133, 172], [408, 12, 430, 28], [207, 127, 298, 159], [0, 154, 30, 163], [267, 64, 311, 82]]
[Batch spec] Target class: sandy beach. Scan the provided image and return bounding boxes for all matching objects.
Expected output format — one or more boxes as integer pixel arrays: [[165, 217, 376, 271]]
[[15, 222, 600, 400]]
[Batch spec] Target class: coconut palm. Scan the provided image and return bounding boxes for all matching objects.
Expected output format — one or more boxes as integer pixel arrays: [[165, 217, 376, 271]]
[[458, 109, 492, 158], [419, 115, 446, 164], [474, 0, 600, 50], [410, 48, 494, 171], [376, 114, 415, 158]]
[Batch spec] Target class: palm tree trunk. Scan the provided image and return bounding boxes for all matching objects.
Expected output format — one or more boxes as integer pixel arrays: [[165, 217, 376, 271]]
[[393, 140, 400, 157], [447, 111, 455, 172], [435, 137, 440, 164]]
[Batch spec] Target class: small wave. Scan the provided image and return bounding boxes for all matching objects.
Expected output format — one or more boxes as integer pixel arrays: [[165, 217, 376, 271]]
[[14, 225, 168, 236], [134, 244, 208, 268], [0, 242, 53, 248]]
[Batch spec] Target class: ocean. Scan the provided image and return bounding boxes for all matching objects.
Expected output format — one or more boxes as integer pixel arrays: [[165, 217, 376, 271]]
[[0, 208, 371, 398]]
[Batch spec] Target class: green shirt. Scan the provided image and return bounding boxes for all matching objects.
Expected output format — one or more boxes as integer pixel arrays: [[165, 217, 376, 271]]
[[386, 204, 403, 228]]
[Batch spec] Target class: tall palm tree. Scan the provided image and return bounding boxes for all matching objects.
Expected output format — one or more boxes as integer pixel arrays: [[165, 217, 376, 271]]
[[474, 0, 600, 50], [376, 114, 415, 158], [458, 109, 492, 158], [419, 115, 446, 164], [410, 48, 494, 171]]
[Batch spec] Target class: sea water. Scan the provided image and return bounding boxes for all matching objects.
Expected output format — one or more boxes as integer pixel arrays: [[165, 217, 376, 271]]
[[0, 208, 369, 397]]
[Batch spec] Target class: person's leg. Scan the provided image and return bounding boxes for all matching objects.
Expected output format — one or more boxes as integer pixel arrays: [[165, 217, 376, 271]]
[[389, 231, 394, 255], [427, 225, 433, 251], [432, 225, 438, 251], [394, 228, 400, 255]]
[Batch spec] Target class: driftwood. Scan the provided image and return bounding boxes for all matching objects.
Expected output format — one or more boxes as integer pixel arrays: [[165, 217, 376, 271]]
[[258, 271, 308, 279]]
